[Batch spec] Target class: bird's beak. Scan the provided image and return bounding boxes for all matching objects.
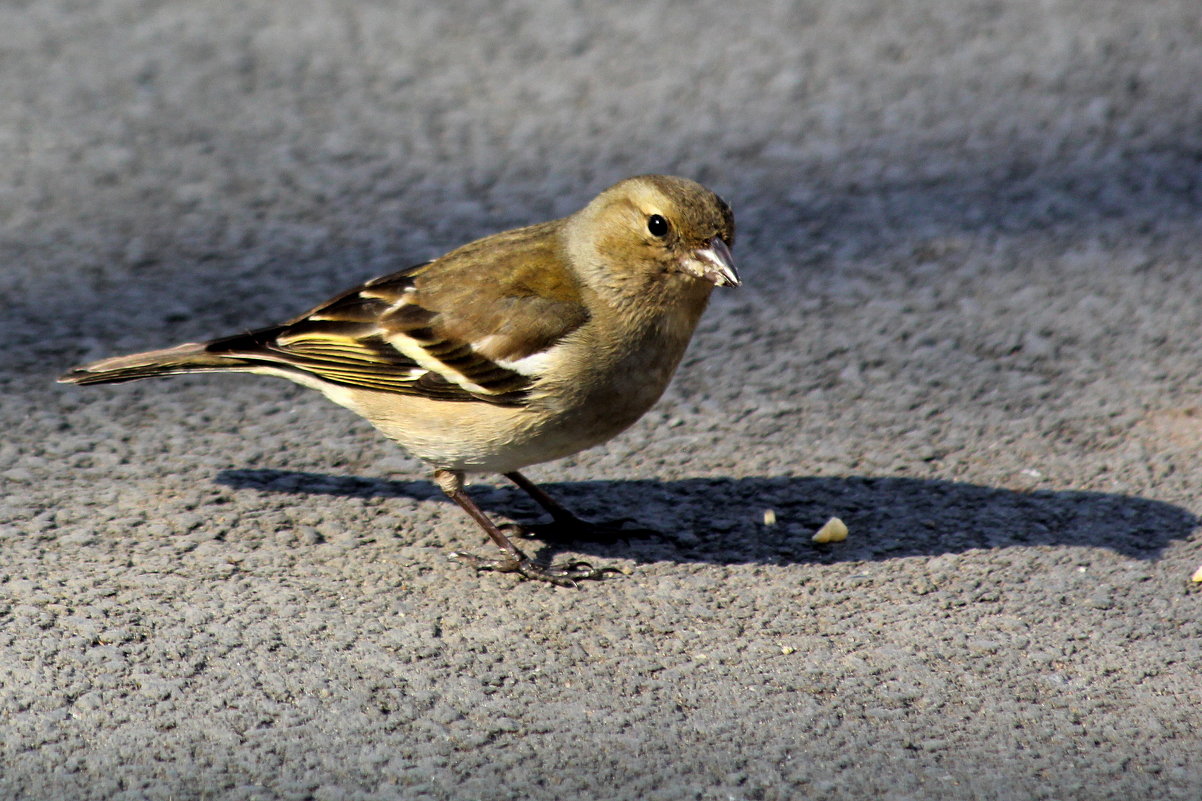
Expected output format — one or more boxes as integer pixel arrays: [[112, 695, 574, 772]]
[[684, 236, 740, 287]]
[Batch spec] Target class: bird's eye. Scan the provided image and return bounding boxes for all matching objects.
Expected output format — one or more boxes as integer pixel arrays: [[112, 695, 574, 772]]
[[647, 214, 669, 238]]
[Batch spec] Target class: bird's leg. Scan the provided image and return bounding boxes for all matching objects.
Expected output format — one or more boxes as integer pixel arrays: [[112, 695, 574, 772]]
[[434, 469, 614, 586], [504, 470, 658, 539], [503, 471, 585, 527]]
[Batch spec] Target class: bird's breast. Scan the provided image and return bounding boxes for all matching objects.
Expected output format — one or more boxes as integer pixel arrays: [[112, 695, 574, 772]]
[[528, 292, 708, 440]]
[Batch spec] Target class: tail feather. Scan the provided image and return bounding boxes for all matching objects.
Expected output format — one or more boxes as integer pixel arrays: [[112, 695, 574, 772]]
[[58, 342, 255, 386]]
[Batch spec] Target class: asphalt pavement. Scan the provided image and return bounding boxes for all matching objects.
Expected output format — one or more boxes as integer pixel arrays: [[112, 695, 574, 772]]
[[2, 1, 1201, 799]]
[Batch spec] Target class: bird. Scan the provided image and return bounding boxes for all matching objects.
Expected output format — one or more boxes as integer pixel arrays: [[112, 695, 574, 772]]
[[59, 174, 739, 585]]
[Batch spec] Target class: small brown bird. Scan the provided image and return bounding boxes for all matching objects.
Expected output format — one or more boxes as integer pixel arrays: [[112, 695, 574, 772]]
[[60, 175, 739, 585]]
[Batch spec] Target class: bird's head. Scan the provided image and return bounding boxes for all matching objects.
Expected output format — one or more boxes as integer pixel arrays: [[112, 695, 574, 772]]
[[566, 175, 739, 298]]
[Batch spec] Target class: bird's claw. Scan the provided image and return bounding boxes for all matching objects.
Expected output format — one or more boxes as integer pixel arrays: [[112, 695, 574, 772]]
[[448, 550, 622, 587]]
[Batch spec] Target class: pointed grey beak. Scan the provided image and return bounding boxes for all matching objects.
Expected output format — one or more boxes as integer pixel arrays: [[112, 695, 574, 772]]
[[689, 236, 740, 287]]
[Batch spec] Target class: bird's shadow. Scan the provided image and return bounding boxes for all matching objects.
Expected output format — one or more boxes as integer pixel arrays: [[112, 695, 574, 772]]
[[215, 469, 1196, 566]]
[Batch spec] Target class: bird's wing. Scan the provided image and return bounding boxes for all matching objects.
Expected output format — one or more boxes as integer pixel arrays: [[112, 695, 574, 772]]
[[205, 224, 590, 406]]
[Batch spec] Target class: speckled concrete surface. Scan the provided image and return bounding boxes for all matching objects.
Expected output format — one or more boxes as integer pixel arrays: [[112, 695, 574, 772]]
[[3, 1, 1201, 799]]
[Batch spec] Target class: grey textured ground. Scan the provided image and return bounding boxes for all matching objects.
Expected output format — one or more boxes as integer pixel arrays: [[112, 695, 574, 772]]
[[3, 1, 1202, 799]]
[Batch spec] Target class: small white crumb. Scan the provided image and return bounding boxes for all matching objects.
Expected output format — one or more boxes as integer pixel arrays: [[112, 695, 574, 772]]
[[812, 517, 849, 544], [763, 509, 777, 526], [780, 645, 795, 655], [1191, 564, 1202, 583]]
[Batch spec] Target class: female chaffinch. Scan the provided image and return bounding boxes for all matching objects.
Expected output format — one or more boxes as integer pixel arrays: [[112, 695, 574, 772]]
[[61, 174, 739, 585]]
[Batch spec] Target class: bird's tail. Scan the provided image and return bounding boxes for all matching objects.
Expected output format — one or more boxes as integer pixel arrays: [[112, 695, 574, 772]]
[[57, 341, 258, 386]]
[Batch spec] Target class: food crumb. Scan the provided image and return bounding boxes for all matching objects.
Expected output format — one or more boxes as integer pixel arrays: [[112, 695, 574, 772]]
[[812, 517, 849, 544]]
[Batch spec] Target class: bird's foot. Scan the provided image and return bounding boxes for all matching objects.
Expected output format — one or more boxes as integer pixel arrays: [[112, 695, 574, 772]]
[[448, 549, 622, 587]]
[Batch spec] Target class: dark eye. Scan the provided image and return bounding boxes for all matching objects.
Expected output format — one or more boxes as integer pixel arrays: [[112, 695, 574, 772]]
[[647, 214, 669, 237]]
